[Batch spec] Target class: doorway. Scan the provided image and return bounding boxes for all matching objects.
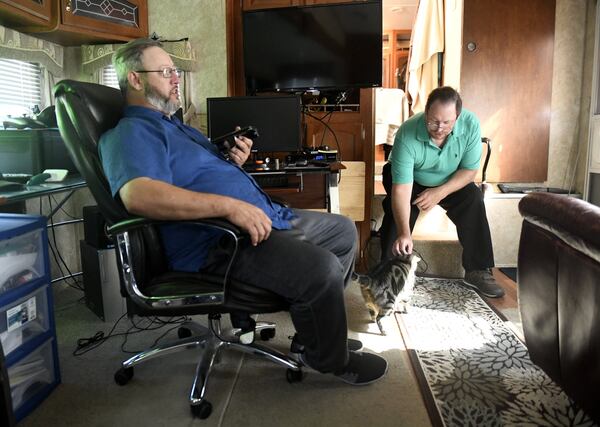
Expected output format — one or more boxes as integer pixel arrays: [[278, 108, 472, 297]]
[[375, 0, 417, 195]]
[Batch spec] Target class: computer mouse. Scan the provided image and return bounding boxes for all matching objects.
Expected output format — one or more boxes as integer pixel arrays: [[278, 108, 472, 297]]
[[26, 173, 52, 186]]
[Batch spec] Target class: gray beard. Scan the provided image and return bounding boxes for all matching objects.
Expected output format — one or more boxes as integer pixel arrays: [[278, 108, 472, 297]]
[[145, 83, 180, 115]]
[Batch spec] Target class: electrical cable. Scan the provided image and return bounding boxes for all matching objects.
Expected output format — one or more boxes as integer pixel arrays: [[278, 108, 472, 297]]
[[46, 195, 84, 290], [74, 314, 189, 356]]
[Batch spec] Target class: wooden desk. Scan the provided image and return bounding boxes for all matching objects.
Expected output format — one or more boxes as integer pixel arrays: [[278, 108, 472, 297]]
[[249, 165, 341, 213]]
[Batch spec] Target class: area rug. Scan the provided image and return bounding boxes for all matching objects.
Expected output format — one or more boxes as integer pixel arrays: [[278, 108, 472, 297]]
[[396, 277, 596, 426]]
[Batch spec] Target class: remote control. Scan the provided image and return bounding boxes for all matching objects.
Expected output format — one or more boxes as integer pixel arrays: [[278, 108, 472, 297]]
[[212, 126, 259, 153]]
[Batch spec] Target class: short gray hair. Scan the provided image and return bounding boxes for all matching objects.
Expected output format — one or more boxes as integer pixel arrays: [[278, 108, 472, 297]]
[[112, 38, 162, 94]]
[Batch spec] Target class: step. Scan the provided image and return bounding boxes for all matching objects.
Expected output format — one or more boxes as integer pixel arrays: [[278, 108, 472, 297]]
[[370, 189, 529, 276]]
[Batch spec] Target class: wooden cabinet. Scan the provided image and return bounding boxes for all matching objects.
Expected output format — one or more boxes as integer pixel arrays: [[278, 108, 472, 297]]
[[243, 0, 360, 9], [304, 111, 365, 162], [226, 0, 375, 270], [0, 0, 52, 27], [242, 0, 301, 10], [382, 30, 410, 89], [1, 0, 148, 45]]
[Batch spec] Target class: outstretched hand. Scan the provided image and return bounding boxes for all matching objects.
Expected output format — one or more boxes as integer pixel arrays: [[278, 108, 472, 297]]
[[392, 233, 413, 256]]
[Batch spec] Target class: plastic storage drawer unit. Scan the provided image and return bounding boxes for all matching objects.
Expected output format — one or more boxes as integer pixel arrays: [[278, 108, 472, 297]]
[[0, 213, 58, 422], [7, 337, 59, 419], [0, 285, 50, 355], [0, 215, 48, 297]]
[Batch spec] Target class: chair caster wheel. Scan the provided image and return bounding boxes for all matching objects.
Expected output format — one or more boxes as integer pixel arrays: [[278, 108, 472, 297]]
[[286, 368, 303, 383], [191, 400, 212, 419], [260, 327, 276, 341], [114, 367, 134, 385], [178, 327, 192, 339]]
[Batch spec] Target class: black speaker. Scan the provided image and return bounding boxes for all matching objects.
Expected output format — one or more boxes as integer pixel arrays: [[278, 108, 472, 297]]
[[83, 205, 113, 249]]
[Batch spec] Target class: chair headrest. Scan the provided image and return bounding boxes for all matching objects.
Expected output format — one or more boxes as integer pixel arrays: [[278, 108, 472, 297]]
[[54, 79, 129, 224]]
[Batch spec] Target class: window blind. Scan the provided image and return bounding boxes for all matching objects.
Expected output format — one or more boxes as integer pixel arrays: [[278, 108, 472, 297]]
[[0, 59, 42, 118], [102, 65, 120, 89]]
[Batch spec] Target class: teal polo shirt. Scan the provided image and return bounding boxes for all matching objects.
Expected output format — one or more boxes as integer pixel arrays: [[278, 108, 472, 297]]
[[389, 108, 482, 187]]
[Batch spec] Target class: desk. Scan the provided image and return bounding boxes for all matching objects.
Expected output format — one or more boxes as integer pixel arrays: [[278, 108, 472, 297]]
[[0, 176, 86, 215], [248, 165, 341, 213], [0, 175, 88, 286]]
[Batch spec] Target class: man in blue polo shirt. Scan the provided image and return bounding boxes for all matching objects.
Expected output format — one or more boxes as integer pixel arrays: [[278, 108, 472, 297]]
[[99, 38, 387, 385], [379, 86, 504, 298]]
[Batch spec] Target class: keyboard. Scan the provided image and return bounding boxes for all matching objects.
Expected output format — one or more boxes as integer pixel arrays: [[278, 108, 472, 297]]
[[252, 174, 289, 188], [497, 184, 571, 194], [1, 173, 32, 183]]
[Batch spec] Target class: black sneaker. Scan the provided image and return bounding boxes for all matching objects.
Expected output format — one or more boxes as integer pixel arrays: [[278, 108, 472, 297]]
[[463, 269, 505, 298], [299, 351, 388, 385], [290, 334, 363, 353], [334, 351, 388, 385]]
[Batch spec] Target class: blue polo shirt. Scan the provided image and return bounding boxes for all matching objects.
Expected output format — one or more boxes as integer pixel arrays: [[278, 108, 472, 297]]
[[389, 109, 482, 187], [99, 106, 294, 272]]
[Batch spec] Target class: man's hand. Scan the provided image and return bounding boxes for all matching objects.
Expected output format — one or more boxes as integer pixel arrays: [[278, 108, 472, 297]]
[[229, 127, 253, 166], [392, 233, 413, 256], [413, 187, 446, 212], [225, 199, 272, 246]]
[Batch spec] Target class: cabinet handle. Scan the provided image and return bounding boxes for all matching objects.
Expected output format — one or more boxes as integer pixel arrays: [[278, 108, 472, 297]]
[[361, 123, 365, 140], [65, 0, 72, 13]]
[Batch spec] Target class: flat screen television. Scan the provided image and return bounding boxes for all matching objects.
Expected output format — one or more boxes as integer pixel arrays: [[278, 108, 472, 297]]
[[242, 1, 382, 93], [206, 95, 302, 153]]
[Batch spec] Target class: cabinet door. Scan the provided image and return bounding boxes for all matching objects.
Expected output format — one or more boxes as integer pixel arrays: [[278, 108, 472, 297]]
[[305, 112, 364, 161], [0, 0, 51, 27], [60, 0, 148, 39]]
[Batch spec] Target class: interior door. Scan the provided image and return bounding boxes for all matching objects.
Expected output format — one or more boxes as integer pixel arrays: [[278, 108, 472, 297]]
[[461, 0, 556, 182]]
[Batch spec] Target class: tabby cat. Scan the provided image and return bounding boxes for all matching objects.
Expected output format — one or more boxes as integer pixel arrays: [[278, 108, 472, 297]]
[[356, 253, 421, 335]]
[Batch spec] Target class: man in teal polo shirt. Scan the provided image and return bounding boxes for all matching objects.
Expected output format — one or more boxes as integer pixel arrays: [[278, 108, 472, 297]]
[[379, 86, 504, 298]]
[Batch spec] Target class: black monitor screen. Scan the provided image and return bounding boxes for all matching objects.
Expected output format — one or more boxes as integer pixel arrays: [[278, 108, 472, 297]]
[[243, 1, 382, 93], [207, 95, 302, 153]]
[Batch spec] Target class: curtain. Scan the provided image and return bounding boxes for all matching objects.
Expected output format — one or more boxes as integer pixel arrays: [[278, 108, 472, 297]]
[[407, 0, 445, 114], [0, 24, 64, 109]]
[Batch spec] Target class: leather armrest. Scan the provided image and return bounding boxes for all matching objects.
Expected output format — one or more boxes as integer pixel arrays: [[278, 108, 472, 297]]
[[519, 193, 600, 248], [107, 217, 243, 237]]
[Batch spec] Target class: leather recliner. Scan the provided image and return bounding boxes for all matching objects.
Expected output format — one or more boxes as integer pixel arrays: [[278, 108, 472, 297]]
[[518, 192, 600, 421]]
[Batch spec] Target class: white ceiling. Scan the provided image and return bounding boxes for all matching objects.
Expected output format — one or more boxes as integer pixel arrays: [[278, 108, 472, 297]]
[[383, 0, 418, 31]]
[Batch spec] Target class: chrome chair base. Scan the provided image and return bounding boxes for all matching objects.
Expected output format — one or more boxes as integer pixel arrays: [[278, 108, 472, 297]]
[[114, 316, 302, 419]]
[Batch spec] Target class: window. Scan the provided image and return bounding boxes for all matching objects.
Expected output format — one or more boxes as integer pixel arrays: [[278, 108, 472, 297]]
[[102, 65, 120, 89], [0, 59, 42, 120]]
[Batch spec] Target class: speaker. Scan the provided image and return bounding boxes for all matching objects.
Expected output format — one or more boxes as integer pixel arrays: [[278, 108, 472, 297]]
[[83, 205, 113, 249]]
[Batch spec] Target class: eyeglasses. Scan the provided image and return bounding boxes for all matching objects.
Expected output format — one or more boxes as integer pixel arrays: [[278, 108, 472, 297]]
[[425, 119, 455, 130], [135, 67, 183, 78]]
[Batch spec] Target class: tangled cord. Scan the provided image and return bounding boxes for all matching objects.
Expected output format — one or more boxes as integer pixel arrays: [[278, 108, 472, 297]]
[[73, 314, 190, 356]]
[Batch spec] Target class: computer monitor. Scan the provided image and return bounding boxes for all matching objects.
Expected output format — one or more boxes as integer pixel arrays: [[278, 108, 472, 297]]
[[206, 95, 302, 153]]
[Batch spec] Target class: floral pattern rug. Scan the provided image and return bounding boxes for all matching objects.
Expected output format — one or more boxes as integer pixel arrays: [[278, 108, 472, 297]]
[[396, 277, 596, 427]]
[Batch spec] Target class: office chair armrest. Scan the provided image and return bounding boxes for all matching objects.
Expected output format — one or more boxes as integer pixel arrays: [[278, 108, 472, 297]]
[[108, 216, 246, 312], [107, 216, 243, 237]]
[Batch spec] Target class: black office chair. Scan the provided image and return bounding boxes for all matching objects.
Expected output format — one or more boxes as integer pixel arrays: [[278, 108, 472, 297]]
[[53, 80, 302, 419]]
